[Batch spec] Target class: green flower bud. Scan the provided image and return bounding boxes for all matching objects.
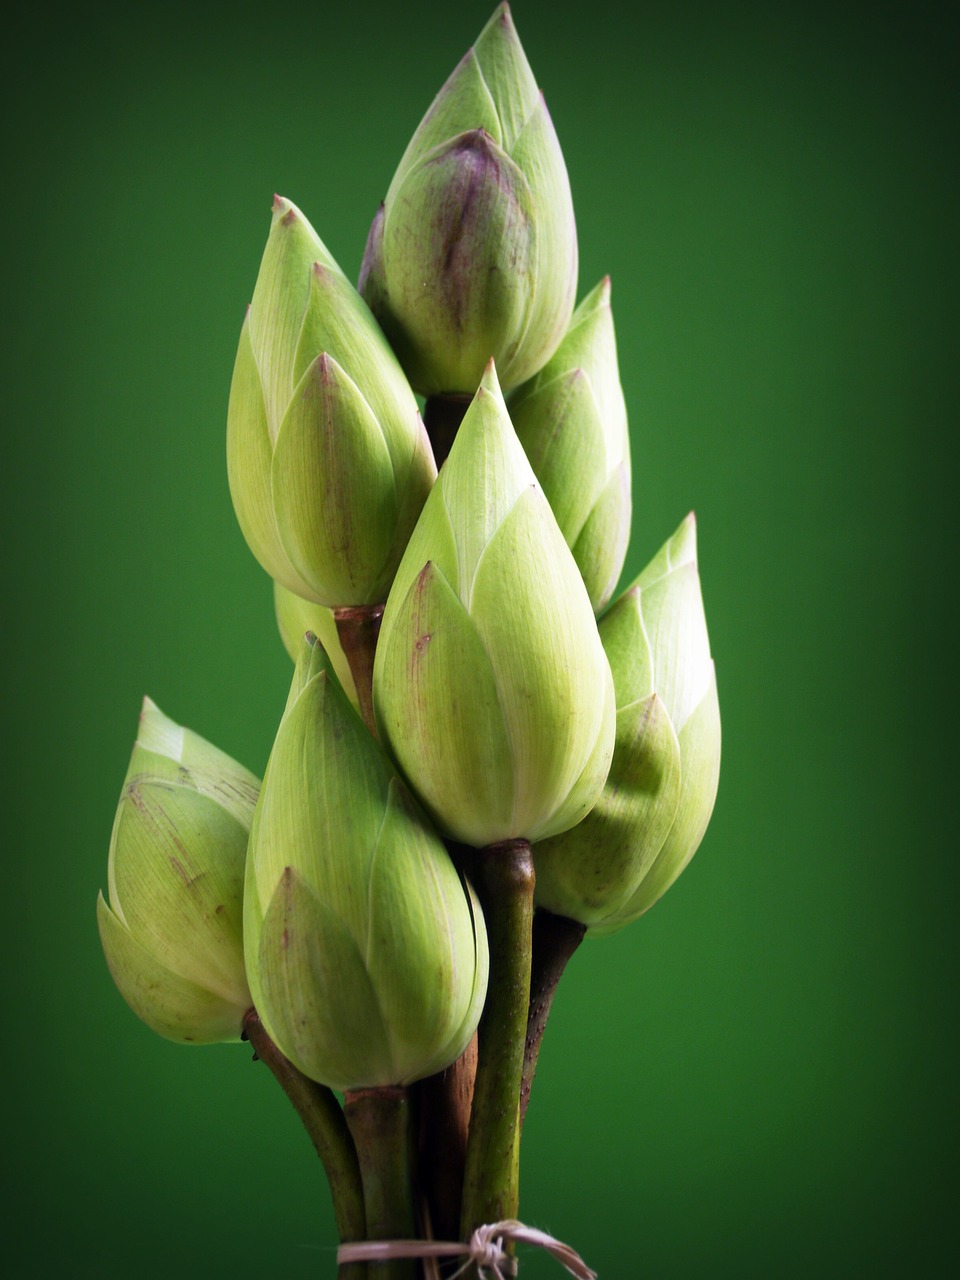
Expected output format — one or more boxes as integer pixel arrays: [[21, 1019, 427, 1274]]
[[534, 514, 721, 930], [272, 580, 358, 708], [509, 277, 631, 612], [227, 196, 436, 607], [373, 361, 615, 847], [359, 3, 577, 396], [244, 636, 488, 1092], [97, 699, 257, 1044]]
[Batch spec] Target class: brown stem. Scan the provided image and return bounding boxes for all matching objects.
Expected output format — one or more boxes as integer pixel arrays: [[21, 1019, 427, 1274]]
[[334, 604, 384, 737], [423, 394, 471, 470], [242, 1009, 366, 1273], [460, 840, 535, 1247], [415, 1031, 478, 1244], [344, 1087, 417, 1280], [520, 910, 586, 1127]]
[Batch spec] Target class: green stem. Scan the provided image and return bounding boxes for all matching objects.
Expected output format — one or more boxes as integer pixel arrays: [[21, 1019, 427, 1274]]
[[460, 839, 535, 1244], [423, 394, 471, 470], [345, 1086, 417, 1280], [242, 1010, 366, 1277], [520, 909, 586, 1127], [334, 604, 384, 738]]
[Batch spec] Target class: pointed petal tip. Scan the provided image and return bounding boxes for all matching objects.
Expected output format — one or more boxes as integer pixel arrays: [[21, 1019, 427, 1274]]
[[479, 358, 501, 394], [271, 194, 298, 226], [135, 697, 184, 761], [679, 510, 699, 558], [479, 2, 516, 41]]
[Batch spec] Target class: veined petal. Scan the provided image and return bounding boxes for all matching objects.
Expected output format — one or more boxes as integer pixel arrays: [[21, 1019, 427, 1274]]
[[505, 94, 577, 387], [132, 699, 259, 830], [108, 784, 249, 1002], [255, 868, 394, 1091], [248, 196, 335, 440], [640, 561, 712, 732], [572, 458, 632, 612], [388, 50, 503, 196], [534, 693, 681, 924], [633, 511, 698, 591], [272, 352, 398, 606], [295, 262, 422, 475], [250, 665, 389, 918], [374, 560, 515, 844], [598, 587, 654, 707], [388, 471, 462, 599], [470, 486, 610, 838], [441, 363, 534, 603], [364, 779, 486, 1080], [512, 368, 609, 542], [596, 666, 721, 928], [472, 3, 540, 149], [98, 894, 248, 1045], [531, 655, 615, 842], [382, 131, 536, 395], [227, 313, 317, 599], [542, 277, 627, 455]]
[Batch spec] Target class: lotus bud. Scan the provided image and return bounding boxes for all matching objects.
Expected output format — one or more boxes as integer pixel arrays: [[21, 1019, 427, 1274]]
[[97, 699, 258, 1043], [244, 635, 488, 1092], [373, 360, 615, 847], [509, 277, 631, 612], [272, 580, 358, 708], [534, 514, 720, 931], [359, 3, 577, 395], [227, 196, 436, 607]]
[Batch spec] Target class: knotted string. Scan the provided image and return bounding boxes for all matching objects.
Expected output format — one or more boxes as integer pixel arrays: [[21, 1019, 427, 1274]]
[[337, 1219, 596, 1279]]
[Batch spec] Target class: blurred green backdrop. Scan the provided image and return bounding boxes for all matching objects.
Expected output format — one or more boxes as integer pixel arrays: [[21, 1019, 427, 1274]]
[[6, 0, 956, 1275]]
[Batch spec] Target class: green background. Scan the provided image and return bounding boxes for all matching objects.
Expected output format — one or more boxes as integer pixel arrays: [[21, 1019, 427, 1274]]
[[6, 0, 956, 1274]]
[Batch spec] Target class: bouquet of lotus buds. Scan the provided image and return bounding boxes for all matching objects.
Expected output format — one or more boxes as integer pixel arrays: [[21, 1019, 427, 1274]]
[[97, 6, 721, 1276]]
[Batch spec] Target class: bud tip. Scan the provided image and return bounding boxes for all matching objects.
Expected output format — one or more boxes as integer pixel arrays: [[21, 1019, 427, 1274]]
[[271, 194, 297, 226]]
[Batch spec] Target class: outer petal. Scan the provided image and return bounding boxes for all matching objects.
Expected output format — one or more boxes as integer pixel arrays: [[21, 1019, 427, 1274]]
[[594, 667, 721, 931], [255, 868, 394, 1091], [248, 196, 335, 439], [139, 701, 260, 830], [249, 665, 389, 916], [640, 561, 712, 732], [374, 560, 515, 844], [572, 459, 632, 611], [365, 779, 488, 1081], [512, 369, 609, 544], [440, 366, 533, 601], [98, 894, 247, 1045], [108, 783, 249, 1002], [634, 511, 698, 590], [226, 313, 316, 599], [598, 587, 654, 707], [530, 655, 616, 842], [382, 131, 536, 395], [530, 276, 627, 456], [271, 353, 398, 606], [505, 94, 577, 388], [534, 693, 681, 924], [295, 262, 424, 477], [470, 486, 612, 839], [472, 4, 540, 148], [387, 49, 503, 194]]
